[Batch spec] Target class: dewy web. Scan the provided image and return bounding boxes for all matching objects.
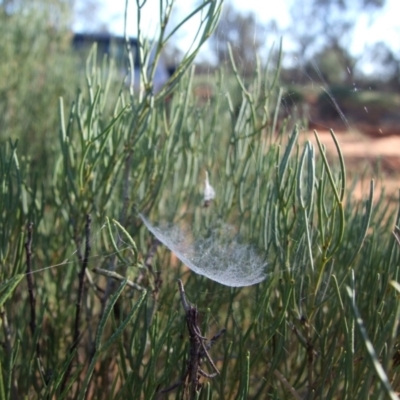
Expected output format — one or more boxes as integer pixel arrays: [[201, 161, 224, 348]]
[[139, 213, 268, 287]]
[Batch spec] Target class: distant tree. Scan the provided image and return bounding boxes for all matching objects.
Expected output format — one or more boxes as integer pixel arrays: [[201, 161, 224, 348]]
[[303, 44, 356, 85], [287, 0, 386, 83], [365, 42, 400, 89], [209, 3, 266, 73]]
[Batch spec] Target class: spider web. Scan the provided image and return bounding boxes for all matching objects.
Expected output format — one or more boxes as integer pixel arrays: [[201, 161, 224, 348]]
[[140, 213, 267, 287]]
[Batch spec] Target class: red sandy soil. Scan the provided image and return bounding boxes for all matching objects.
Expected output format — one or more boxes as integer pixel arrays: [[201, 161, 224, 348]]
[[301, 128, 400, 203]]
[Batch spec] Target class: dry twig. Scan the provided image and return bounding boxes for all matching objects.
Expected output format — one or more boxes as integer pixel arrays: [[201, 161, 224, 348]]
[[25, 223, 38, 354], [62, 214, 92, 391], [160, 279, 226, 399]]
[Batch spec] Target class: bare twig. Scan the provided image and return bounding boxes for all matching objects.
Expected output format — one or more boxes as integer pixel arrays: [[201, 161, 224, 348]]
[[160, 280, 225, 398], [62, 214, 92, 391], [24, 222, 47, 389], [291, 318, 318, 397], [25, 222, 39, 355], [72, 214, 92, 349]]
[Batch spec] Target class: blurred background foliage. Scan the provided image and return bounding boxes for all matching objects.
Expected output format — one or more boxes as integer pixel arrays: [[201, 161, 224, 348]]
[[0, 0, 78, 169], [1, 0, 399, 172]]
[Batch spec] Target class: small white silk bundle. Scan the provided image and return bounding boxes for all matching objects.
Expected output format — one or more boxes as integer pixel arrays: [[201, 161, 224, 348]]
[[203, 171, 215, 207]]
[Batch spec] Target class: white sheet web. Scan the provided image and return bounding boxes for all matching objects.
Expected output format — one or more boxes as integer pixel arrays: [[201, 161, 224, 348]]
[[139, 213, 267, 287]]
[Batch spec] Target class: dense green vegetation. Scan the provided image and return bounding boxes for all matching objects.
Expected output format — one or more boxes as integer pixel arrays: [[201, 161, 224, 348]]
[[1, 1, 400, 399]]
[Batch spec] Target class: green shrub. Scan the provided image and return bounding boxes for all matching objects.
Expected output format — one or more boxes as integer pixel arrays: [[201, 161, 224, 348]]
[[1, 1, 400, 399]]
